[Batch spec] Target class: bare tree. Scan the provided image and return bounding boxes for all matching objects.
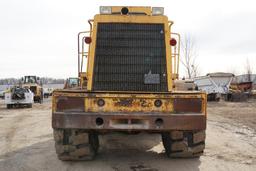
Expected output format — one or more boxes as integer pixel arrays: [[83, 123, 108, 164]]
[[245, 58, 252, 82], [181, 34, 199, 79]]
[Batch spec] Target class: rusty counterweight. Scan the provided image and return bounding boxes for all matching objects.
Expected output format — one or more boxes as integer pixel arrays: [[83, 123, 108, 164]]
[[52, 90, 207, 131]]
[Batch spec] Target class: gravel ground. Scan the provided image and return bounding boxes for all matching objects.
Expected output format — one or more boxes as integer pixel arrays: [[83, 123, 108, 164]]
[[0, 98, 255, 171]]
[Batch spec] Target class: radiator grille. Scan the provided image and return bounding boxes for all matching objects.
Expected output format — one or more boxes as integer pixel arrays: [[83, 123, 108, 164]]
[[93, 23, 167, 92]]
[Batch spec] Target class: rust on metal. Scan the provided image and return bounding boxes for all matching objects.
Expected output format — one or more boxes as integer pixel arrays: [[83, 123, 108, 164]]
[[114, 98, 134, 107], [140, 99, 151, 107], [53, 90, 206, 114], [173, 98, 202, 113], [52, 90, 207, 131], [56, 96, 85, 112], [52, 112, 206, 131]]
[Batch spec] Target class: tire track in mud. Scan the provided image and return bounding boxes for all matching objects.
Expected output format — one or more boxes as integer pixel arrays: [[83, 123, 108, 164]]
[[206, 118, 256, 165], [208, 118, 256, 147]]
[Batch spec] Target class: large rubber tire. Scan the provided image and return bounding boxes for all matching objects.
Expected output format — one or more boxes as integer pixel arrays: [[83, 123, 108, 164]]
[[53, 129, 99, 161], [39, 97, 43, 104], [162, 130, 205, 158], [7, 104, 12, 109]]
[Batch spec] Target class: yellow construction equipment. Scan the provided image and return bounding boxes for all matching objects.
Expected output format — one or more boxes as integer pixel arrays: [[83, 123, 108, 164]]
[[52, 6, 207, 160], [22, 76, 43, 103]]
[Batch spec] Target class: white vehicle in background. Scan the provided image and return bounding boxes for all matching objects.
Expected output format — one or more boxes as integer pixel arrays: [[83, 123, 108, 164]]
[[43, 87, 54, 98], [0, 90, 5, 99], [5, 86, 34, 108], [194, 72, 234, 101]]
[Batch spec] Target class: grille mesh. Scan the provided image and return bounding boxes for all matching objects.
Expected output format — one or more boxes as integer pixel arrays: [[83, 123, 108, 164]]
[[93, 23, 167, 92]]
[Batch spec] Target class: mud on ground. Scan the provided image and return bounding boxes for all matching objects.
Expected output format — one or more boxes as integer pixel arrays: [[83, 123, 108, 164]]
[[0, 98, 255, 171]]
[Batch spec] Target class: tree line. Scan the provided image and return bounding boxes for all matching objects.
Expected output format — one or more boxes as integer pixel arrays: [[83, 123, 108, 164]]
[[0, 77, 65, 85]]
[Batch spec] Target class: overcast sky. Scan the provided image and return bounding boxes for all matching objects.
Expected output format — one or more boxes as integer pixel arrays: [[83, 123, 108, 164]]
[[0, 0, 256, 78]]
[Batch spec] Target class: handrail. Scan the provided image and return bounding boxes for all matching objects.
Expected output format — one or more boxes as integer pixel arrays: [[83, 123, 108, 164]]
[[77, 31, 89, 76], [77, 19, 94, 77], [168, 20, 174, 29], [78, 31, 92, 76], [88, 19, 93, 37], [170, 32, 181, 79], [168, 20, 180, 80], [81, 37, 85, 72]]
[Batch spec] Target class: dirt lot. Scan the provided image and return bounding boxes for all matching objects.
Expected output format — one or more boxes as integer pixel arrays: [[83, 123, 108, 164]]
[[0, 98, 255, 171]]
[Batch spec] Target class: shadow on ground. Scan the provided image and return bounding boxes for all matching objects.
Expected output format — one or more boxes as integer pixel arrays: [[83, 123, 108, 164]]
[[0, 133, 201, 171]]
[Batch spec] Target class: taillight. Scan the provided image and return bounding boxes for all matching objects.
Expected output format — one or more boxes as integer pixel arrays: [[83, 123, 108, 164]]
[[56, 97, 85, 112], [170, 38, 177, 46], [84, 37, 92, 44]]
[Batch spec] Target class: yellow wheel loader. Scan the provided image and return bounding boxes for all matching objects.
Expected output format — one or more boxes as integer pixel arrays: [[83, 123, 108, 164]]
[[22, 76, 43, 103], [52, 6, 207, 160]]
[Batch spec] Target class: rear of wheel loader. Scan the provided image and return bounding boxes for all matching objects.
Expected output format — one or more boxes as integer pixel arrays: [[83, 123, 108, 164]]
[[52, 6, 207, 160]]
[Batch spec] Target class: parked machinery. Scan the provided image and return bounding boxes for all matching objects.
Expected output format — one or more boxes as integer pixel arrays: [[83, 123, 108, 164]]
[[4, 86, 34, 108], [0, 90, 5, 99], [43, 88, 54, 98], [52, 6, 207, 160], [63, 77, 80, 89], [194, 73, 234, 101], [226, 81, 252, 102], [21, 76, 43, 103], [174, 79, 198, 91]]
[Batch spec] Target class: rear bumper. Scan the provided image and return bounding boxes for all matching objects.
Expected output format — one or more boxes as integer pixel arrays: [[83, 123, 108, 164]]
[[52, 112, 206, 131]]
